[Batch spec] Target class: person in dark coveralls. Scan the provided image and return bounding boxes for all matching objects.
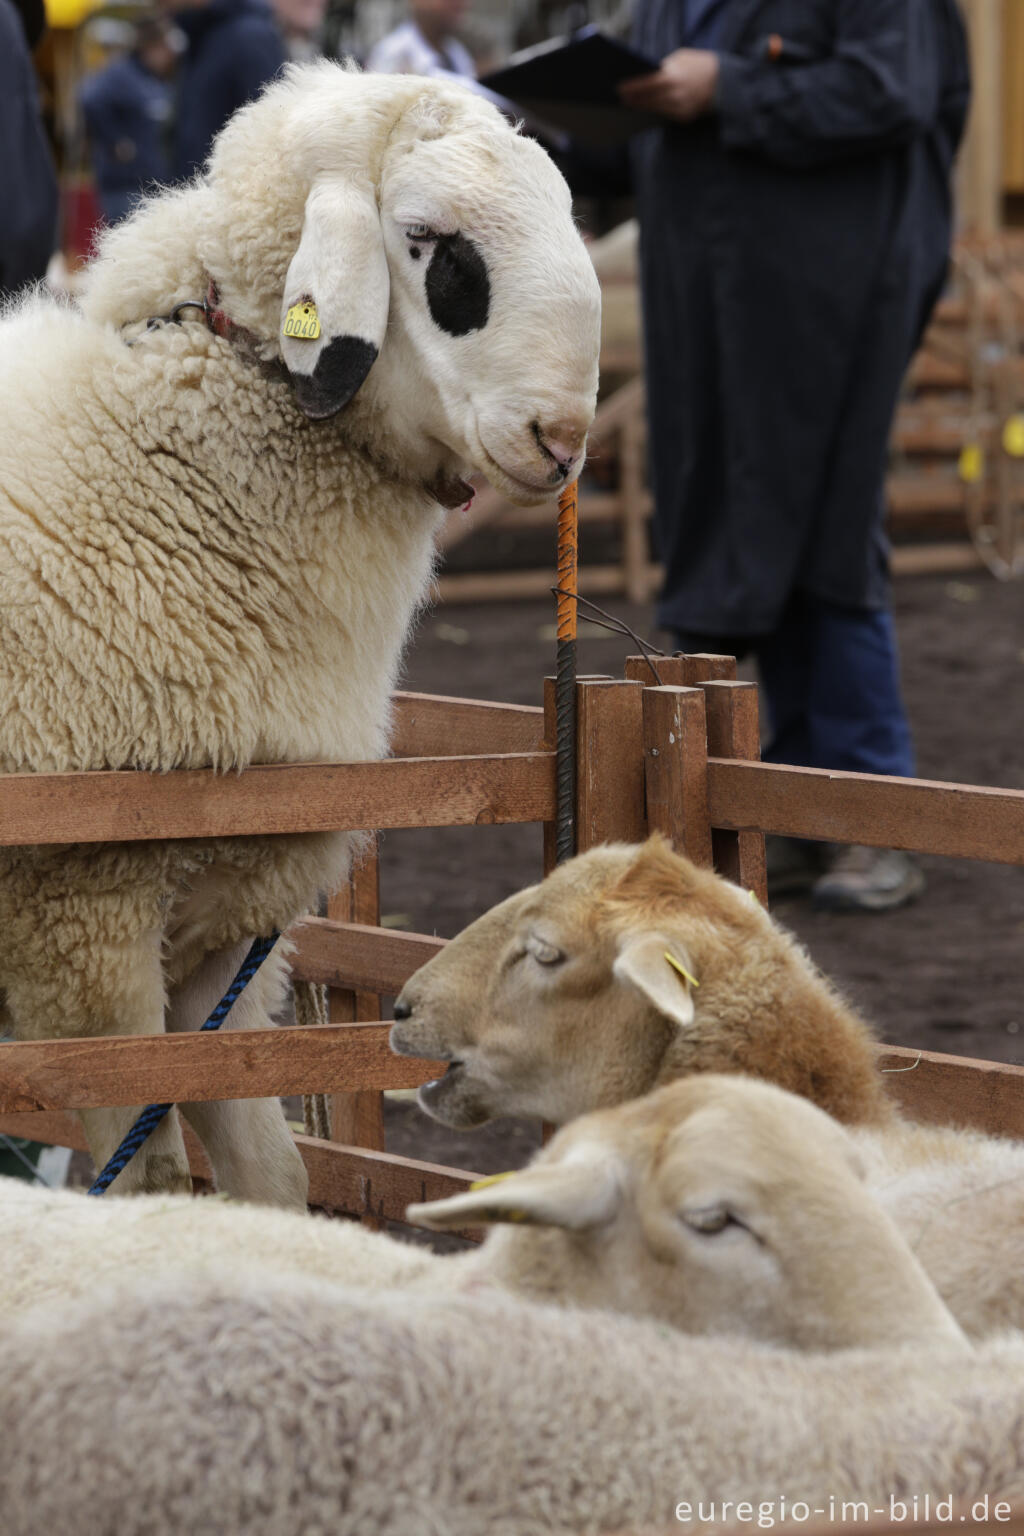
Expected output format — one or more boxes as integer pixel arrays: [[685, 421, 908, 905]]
[[620, 0, 970, 911], [170, 0, 285, 181], [80, 21, 177, 225], [0, 0, 58, 301]]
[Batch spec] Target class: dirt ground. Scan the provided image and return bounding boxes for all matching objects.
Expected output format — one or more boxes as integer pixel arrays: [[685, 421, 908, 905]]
[[379, 564, 1024, 1178]]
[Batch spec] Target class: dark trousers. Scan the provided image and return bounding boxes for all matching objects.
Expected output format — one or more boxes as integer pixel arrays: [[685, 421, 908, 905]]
[[675, 592, 916, 777]]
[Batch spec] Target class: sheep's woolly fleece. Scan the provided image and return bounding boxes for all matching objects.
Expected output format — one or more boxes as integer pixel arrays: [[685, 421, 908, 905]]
[[1, 1274, 1022, 1536], [0, 59, 599, 1196]]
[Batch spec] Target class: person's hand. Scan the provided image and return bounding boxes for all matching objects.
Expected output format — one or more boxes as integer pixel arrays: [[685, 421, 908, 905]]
[[618, 49, 720, 122]]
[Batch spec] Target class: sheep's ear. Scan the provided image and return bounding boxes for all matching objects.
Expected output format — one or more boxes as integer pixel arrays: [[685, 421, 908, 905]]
[[613, 932, 697, 1029], [406, 1153, 622, 1232], [280, 177, 389, 420]]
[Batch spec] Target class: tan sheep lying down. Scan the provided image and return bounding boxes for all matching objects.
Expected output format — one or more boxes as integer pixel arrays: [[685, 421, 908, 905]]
[[391, 834, 1024, 1339], [0, 1076, 963, 1352]]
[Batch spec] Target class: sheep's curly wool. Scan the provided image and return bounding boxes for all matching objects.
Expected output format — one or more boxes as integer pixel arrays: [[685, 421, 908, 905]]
[[1, 1274, 1022, 1536], [0, 60, 600, 1198]]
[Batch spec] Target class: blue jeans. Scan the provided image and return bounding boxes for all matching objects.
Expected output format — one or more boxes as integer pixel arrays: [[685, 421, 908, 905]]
[[675, 593, 915, 777]]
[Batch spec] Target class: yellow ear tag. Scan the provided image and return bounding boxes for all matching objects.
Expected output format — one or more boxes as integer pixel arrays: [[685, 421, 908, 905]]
[[469, 1170, 518, 1192], [664, 952, 699, 989], [468, 1169, 529, 1222], [1004, 416, 1024, 458], [958, 443, 984, 484], [283, 300, 321, 340]]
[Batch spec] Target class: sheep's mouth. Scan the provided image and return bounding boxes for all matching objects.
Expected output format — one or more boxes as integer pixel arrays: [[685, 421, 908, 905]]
[[418, 1061, 491, 1128], [421, 1059, 464, 1094], [475, 441, 561, 506]]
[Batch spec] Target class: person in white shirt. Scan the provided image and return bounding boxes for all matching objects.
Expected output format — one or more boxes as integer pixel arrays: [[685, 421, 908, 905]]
[[365, 0, 475, 80]]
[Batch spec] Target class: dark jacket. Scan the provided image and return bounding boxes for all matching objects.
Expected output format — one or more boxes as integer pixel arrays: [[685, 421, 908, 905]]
[[80, 54, 172, 224], [173, 0, 285, 181], [0, 0, 58, 299], [632, 0, 970, 635]]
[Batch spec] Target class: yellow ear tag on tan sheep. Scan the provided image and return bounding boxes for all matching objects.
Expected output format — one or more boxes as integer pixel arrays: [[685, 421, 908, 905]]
[[283, 301, 321, 340], [469, 1170, 518, 1193], [469, 1169, 529, 1222], [1004, 416, 1024, 458], [664, 952, 699, 990]]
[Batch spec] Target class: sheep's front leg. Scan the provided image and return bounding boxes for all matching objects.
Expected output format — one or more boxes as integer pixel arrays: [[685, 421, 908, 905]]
[[167, 940, 309, 1211], [78, 1102, 193, 1197], [4, 917, 192, 1197]]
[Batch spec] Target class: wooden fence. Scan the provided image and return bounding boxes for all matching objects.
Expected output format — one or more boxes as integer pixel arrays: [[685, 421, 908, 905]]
[[2, 657, 1023, 1223]]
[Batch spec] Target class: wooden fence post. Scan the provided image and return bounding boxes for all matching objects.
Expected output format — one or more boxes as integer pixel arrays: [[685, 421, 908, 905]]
[[327, 835, 386, 1171], [575, 679, 647, 850], [641, 685, 714, 867], [700, 680, 768, 903], [625, 653, 737, 687]]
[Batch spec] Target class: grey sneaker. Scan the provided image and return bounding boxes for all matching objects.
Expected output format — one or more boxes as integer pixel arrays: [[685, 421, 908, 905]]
[[812, 845, 926, 914], [766, 835, 829, 898]]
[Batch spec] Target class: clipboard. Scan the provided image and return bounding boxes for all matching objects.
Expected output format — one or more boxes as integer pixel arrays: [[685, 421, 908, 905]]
[[481, 26, 663, 144]]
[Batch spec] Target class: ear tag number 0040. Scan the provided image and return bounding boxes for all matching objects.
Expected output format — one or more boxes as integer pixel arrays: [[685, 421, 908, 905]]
[[283, 301, 321, 340]]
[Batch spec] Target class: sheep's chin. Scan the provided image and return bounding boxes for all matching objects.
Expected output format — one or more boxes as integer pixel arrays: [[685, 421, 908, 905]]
[[417, 1065, 493, 1128]]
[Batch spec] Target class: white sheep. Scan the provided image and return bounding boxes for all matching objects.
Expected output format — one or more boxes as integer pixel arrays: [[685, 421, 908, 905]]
[[3, 1243, 1015, 1534], [0, 1074, 964, 1354], [0, 60, 600, 1206], [390, 834, 1024, 1338]]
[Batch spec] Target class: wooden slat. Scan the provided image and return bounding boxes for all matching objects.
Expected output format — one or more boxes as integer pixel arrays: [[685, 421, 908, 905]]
[[0, 1025, 447, 1114], [706, 759, 1024, 865], [435, 564, 661, 604], [641, 686, 714, 867], [890, 543, 984, 576], [469, 491, 654, 534], [576, 679, 647, 849], [0, 1110, 480, 1226], [701, 682, 768, 903], [625, 653, 737, 687], [328, 841, 386, 1166], [298, 1138, 479, 1226], [878, 1044, 1024, 1138], [0, 753, 555, 846], [888, 476, 968, 516], [390, 692, 544, 758], [288, 918, 445, 994]]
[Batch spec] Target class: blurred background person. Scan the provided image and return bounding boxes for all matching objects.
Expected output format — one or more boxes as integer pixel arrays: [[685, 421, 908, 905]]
[[169, 0, 285, 180], [272, 0, 325, 60], [618, 0, 971, 913], [1, 0, 58, 300], [79, 18, 178, 225], [365, 0, 475, 81]]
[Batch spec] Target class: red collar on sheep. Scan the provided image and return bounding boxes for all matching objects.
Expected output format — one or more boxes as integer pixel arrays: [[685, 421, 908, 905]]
[[205, 280, 260, 351]]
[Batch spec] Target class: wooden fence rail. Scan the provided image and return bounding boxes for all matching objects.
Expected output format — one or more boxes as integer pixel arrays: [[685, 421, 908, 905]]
[[1, 671, 1022, 1243]]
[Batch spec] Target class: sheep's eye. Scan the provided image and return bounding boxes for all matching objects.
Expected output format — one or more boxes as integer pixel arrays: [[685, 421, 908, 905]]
[[405, 224, 436, 242], [525, 933, 565, 967], [682, 1205, 739, 1236]]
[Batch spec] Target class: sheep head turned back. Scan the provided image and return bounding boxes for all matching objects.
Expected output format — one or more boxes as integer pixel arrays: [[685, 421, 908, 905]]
[[391, 835, 893, 1130], [407, 1075, 962, 1353], [82, 61, 601, 511]]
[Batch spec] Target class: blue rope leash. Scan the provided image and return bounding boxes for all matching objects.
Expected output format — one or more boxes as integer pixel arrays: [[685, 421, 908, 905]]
[[87, 932, 280, 1196]]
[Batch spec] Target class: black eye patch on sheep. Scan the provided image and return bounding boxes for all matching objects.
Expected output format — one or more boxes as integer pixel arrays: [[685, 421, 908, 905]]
[[425, 234, 490, 336]]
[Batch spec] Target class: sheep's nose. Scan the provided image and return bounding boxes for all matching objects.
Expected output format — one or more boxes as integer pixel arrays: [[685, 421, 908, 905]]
[[534, 421, 587, 479], [392, 998, 412, 1021]]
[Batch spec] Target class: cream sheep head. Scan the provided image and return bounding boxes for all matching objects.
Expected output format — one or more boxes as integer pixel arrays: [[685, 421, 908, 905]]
[[409, 1075, 964, 1352], [197, 61, 601, 506], [391, 836, 890, 1129]]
